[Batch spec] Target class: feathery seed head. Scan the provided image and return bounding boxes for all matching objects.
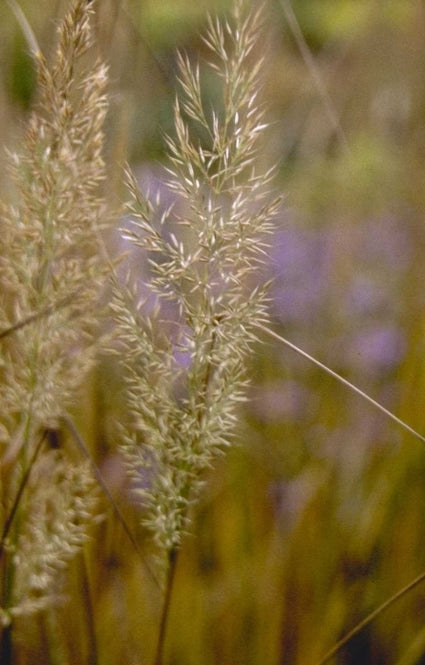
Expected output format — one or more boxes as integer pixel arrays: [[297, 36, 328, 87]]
[[0, 0, 107, 621], [113, 0, 280, 567], [0, 0, 109, 447]]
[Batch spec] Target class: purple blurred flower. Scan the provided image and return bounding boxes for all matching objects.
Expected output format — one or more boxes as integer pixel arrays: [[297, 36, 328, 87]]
[[268, 212, 411, 377], [358, 215, 411, 269], [345, 324, 406, 372], [346, 276, 388, 316], [250, 379, 313, 423], [270, 225, 327, 324]]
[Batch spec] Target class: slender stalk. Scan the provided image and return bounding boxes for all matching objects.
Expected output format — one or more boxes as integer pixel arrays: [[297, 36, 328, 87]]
[[0, 290, 82, 341], [256, 323, 425, 447], [153, 548, 179, 665], [0, 429, 47, 559], [62, 415, 160, 588], [278, 0, 350, 154], [80, 550, 98, 665], [315, 569, 425, 665], [0, 430, 47, 665], [6, 0, 41, 57]]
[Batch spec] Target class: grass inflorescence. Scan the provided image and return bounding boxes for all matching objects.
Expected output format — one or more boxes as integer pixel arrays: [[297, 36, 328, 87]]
[[0, 0, 107, 660]]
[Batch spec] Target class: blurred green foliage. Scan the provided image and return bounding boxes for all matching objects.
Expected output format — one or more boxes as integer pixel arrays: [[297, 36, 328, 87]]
[[2, 0, 425, 664], [8, 34, 36, 109]]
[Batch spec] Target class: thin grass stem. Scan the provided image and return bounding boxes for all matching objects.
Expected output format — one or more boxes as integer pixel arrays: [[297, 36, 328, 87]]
[[257, 323, 425, 447], [80, 549, 99, 665], [0, 291, 82, 341], [0, 429, 47, 559], [153, 548, 179, 665], [62, 415, 160, 588], [0, 430, 49, 662], [315, 569, 425, 665], [6, 0, 41, 57], [278, 0, 350, 154]]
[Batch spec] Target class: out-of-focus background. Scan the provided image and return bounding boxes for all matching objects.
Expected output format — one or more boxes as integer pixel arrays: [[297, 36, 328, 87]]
[[2, 1, 425, 663]]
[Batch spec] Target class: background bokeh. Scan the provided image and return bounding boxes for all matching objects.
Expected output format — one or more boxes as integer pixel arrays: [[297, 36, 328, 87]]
[[2, 0, 425, 663]]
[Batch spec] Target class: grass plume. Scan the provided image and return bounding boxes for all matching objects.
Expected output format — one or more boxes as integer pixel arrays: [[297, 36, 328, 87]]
[[113, 0, 280, 567], [0, 0, 108, 448], [111, 1, 280, 660], [0, 0, 108, 657]]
